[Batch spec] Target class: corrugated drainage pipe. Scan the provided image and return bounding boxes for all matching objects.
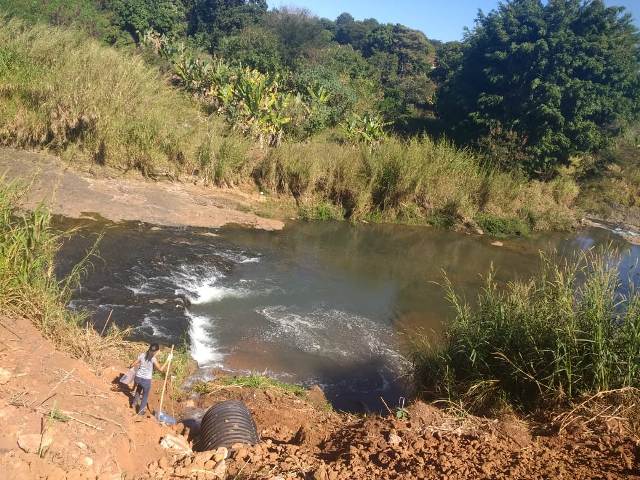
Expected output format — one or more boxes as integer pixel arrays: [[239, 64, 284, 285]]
[[197, 400, 260, 451]]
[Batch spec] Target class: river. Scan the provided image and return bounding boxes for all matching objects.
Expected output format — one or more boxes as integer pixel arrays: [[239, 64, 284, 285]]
[[55, 217, 640, 411]]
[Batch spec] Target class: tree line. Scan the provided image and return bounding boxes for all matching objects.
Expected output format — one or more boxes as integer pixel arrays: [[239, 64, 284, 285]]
[[5, 0, 639, 177]]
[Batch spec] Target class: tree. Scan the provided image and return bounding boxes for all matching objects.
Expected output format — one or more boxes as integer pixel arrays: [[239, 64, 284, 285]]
[[108, 0, 186, 41], [265, 8, 332, 68], [335, 13, 379, 50], [186, 0, 267, 50], [436, 0, 640, 176], [218, 26, 283, 72]]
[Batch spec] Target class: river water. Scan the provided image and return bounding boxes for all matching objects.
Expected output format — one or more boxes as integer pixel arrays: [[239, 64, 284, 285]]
[[55, 217, 640, 411]]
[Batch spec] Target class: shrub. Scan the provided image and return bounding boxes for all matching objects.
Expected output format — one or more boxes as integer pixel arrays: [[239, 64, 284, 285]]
[[411, 248, 640, 412], [0, 179, 127, 364], [475, 214, 530, 238]]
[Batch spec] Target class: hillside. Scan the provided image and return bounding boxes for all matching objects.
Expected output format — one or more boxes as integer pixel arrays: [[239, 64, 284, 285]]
[[0, 18, 581, 234], [1, 314, 638, 480]]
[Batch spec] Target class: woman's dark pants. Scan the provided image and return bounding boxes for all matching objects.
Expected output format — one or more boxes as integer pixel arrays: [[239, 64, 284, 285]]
[[131, 376, 152, 415]]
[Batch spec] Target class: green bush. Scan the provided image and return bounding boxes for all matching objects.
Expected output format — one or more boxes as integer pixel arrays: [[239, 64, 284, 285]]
[[476, 214, 530, 238], [299, 200, 345, 221], [411, 248, 640, 412]]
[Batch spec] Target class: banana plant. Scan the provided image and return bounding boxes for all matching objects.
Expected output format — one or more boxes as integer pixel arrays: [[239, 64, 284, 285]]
[[342, 113, 390, 145]]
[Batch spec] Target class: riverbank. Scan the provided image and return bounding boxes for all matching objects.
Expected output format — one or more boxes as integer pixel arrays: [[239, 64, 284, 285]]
[[0, 148, 284, 231], [1, 315, 638, 479], [1, 174, 638, 479]]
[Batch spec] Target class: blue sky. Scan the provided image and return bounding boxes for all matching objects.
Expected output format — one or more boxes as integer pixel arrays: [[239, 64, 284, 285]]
[[269, 1, 640, 42]]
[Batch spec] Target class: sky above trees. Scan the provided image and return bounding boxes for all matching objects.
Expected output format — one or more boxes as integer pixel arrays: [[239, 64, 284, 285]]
[[269, 0, 640, 41]]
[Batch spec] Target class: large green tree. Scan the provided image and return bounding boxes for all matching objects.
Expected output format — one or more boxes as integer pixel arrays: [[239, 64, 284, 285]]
[[108, 0, 186, 41], [436, 0, 640, 176], [186, 0, 267, 50]]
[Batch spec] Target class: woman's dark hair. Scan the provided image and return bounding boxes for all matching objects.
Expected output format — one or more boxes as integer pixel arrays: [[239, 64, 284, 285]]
[[145, 343, 160, 361]]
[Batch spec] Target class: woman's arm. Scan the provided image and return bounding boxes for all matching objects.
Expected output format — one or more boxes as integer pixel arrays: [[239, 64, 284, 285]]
[[153, 352, 173, 374], [153, 357, 165, 373], [130, 358, 141, 369]]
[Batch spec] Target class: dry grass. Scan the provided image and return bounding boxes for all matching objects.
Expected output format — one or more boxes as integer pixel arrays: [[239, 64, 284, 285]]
[[254, 136, 578, 230], [0, 178, 128, 366], [0, 18, 211, 176], [578, 126, 640, 225]]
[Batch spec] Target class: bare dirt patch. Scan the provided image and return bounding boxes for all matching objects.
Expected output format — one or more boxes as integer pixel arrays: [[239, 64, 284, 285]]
[[0, 148, 284, 231], [157, 381, 640, 480]]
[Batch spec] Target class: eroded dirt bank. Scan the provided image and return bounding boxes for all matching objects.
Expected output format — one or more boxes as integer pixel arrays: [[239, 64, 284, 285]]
[[0, 148, 283, 231], [1, 315, 638, 479]]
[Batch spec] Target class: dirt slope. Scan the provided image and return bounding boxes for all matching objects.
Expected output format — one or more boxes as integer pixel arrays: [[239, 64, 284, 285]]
[[0, 148, 283, 231], [1, 315, 638, 479], [0, 316, 175, 479], [167, 384, 640, 480]]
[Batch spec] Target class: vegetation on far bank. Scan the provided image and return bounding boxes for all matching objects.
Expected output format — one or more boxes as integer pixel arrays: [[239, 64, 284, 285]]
[[1, 1, 639, 233], [411, 248, 640, 413], [0, 18, 580, 233]]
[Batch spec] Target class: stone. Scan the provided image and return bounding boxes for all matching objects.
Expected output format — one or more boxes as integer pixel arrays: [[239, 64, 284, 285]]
[[194, 451, 211, 466], [158, 457, 169, 469], [212, 459, 227, 478], [83, 456, 94, 467], [0, 367, 11, 385], [76, 441, 88, 450], [234, 448, 249, 460], [17, 433, 53, 454], [491, 241, 504, 247], [213, 447, 228, 462], [388, 433, 402, 446], [160, 434, 192, 454]]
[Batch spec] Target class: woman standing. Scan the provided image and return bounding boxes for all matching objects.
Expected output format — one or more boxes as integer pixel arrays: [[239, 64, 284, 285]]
[[130, 343, 172, 416]]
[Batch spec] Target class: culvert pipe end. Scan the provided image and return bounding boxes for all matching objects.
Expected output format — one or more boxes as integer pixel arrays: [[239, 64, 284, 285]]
[[196, 400, 260, 451]]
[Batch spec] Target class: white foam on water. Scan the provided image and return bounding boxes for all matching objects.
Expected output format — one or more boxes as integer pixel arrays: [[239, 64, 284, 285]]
[[170, 264, 250, 305], [187, 283, 248, 305], [240, 257, 261, 264], [137, 313, 173, 340], [187, 311, 224, 367], [217, 249, 261, 264], [257, 306, 409, 369]]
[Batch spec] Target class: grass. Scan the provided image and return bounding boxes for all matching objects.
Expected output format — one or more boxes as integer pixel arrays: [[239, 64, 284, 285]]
[[193, 374, 307, 397], [410, 247, 640, 413], [578, 125, 640, 225], [255, 137, 579, 230], [0, 178, 127, 365], [0, 17, 209, 176], [154, 340, 196, 398], [0, 17, 580, 235]]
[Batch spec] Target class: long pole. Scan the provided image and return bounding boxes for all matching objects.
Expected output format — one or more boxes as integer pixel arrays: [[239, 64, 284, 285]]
[[100, 309, 113, 336], [157, 344, 174, 422]]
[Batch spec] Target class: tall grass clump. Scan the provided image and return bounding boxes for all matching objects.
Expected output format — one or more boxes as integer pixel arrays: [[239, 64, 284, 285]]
[[254, 135, 578, 229], [0, 179, 127, 364], [411, 248, 640, 412], [0, 18, 210, 175]]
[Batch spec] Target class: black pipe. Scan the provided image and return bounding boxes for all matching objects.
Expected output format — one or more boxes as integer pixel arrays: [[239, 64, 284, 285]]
[[197, 400, 260, 451]]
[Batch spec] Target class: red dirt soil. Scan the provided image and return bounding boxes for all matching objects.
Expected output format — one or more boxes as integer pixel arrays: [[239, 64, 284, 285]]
[[1, 316, 639, 479]]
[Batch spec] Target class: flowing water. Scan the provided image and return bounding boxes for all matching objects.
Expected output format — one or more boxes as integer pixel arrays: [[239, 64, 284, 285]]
[[56, 217, 640, 411]]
